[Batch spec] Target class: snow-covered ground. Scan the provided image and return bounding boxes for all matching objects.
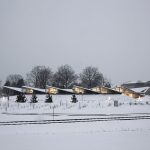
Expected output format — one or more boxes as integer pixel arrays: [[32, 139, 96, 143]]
[[0, 94, 150, 150]]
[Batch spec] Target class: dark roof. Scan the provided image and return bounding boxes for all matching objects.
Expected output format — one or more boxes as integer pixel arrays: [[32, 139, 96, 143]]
[[121, 81, 150, 89]]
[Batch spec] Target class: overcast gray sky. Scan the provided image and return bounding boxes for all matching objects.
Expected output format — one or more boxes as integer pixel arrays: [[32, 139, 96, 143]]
[[0, 0, 150, 85]]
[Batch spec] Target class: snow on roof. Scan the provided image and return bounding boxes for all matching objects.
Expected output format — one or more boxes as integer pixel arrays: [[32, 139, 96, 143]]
[[123, 80, 149, 84], [123, 81, 136, 84], [131, 87, 150, 93], [63, 89, 74, 93], [3, 86, 22, 92], [22, 86, 46, 93], [73, 85, 99, 94], [46, 86, 74, 94]]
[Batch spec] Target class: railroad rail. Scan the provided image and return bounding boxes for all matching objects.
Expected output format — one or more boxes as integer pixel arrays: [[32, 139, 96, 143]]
[[0, 115, 150, 126]]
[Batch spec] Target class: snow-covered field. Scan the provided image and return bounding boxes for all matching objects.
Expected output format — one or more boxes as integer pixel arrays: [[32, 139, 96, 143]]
[[0, 94, 150, 150]]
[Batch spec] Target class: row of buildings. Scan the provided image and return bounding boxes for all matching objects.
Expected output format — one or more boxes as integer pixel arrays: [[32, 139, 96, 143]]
[[3, 82, 150, 99]]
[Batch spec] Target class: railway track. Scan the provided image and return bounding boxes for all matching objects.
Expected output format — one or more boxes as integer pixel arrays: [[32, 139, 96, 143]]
[[2, 112, 150, 116], [0, 115, 150, 126]]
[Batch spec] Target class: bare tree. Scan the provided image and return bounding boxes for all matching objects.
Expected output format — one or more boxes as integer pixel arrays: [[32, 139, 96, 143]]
[[4, 74, 25, 87], [3, 74, 25, 95], [103, 77, 111, 88], [80, 66, 104, 88], [53, 64, 77, 88], [26, 66, 53, 89]]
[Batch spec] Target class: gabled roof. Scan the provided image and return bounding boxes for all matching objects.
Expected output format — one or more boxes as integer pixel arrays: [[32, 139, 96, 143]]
[[22, 86, 46, 94], [131, 87, 150, 93], [73, 85, 99, 94], [91, 86, 121, 94], [3, 86, 22, 93], [121, 81, 150, 89], [118, 86, 142, 94], [145, 87, 150, 95], [46, 86, 75, 94], [115, 86, 145, 98], [62, 89, 75, 93]]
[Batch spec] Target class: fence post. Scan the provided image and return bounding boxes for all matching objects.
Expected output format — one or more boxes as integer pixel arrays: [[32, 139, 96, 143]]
[[114, 100, 118, 107], [53, 106, 54, 120]]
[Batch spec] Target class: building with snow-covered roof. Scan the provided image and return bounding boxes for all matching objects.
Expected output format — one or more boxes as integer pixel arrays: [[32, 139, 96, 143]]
[[72, 86, 99, 94], [91, 86, 121, 94], [3, 86, 23, 95], [143, 87, 150, 95], [131, 87, 149, 93], [46, 86, 74, 94], [22, 86, 46, 94], [114, 86, 145, 99], [3, 86, 46, 95], [121, 81, 150, 89]]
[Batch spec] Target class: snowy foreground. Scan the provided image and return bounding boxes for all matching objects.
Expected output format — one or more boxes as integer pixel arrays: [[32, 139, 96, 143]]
[[0, 94, 150, 150]]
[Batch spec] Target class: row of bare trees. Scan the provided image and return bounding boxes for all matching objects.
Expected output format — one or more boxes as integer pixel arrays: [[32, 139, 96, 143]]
[[26, 66, 53, 89], [4, 74, 25, 88], [4, 65, 111, 89]]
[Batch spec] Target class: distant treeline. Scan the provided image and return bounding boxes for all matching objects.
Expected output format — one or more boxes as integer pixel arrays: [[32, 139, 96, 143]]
[[1, 65, 111, 89]]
